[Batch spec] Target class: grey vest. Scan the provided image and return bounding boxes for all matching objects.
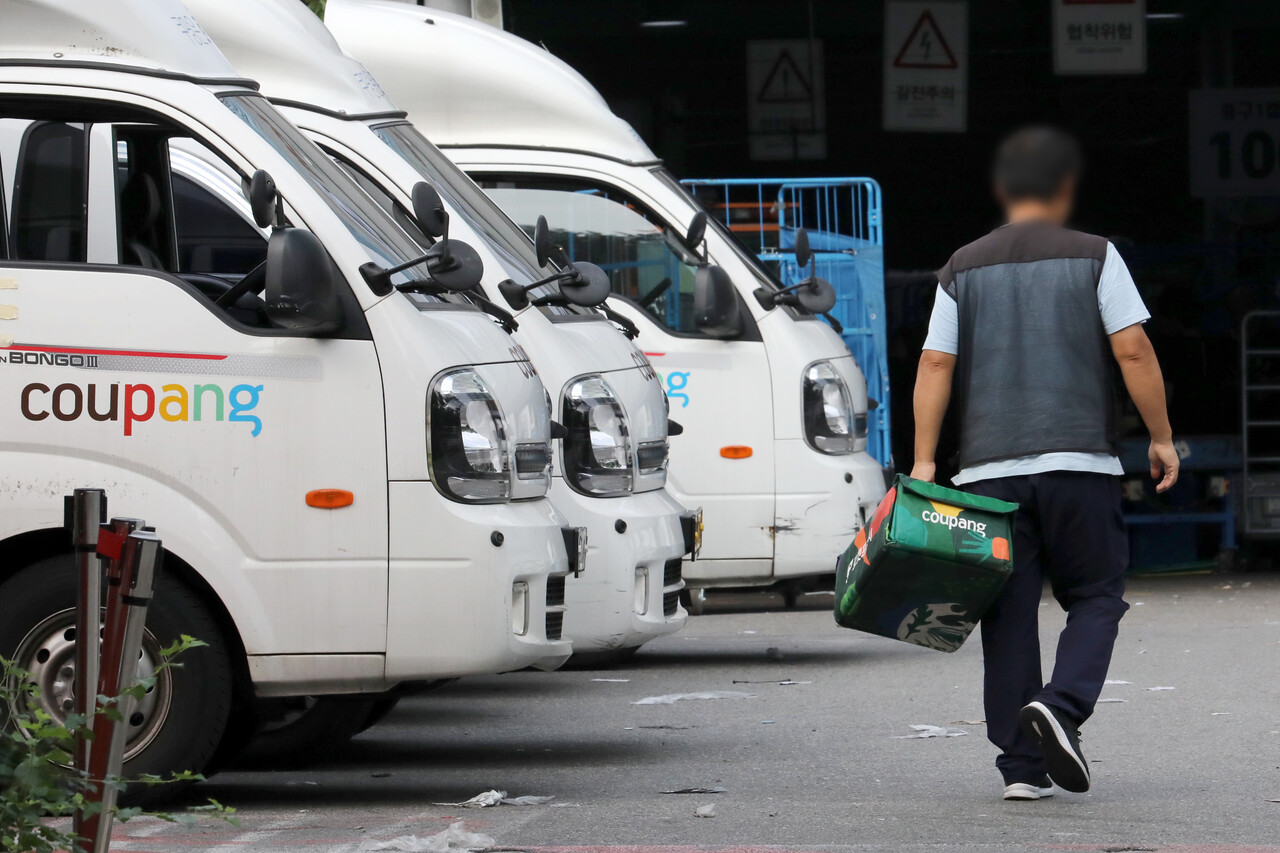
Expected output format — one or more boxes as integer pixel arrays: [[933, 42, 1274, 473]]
[[937, 222, 1116, 468]]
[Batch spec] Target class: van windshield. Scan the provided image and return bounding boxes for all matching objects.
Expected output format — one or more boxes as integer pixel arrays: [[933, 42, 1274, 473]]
[[651, 167, 782, 294], [220, 95, 428, 284], [371, 122, 544, 283]]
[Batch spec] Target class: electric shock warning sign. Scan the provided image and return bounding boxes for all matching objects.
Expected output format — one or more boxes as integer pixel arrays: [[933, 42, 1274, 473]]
[[883, 2, 968, 133]]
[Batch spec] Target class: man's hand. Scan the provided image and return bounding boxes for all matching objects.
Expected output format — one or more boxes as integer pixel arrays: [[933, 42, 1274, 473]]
[[910, 460, 936, 483], [1149, 439, 1179, 493]]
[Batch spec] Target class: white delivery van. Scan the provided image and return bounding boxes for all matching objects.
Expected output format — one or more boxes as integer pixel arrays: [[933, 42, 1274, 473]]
[[184, 0, 695, 664], [0, 0, 574, 786], [328, 0, 888, 604]]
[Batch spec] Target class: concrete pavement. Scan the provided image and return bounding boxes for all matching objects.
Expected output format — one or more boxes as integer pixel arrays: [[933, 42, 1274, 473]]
[[111, 573, 1280, 852]]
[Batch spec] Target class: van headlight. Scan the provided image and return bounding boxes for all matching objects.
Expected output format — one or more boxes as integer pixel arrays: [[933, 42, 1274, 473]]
[[803, 360, 860, 455], [428, 368, 511, 503], [561, 375, 633, 497]]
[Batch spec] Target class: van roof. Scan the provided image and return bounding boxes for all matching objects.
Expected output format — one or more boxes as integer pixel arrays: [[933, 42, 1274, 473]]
[[184, 0, 401, 120], [0, 0, 245, 84], [324, 0, 659, 165]]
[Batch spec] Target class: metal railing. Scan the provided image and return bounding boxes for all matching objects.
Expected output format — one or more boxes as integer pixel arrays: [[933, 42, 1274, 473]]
[[682, 177, 890, 465]]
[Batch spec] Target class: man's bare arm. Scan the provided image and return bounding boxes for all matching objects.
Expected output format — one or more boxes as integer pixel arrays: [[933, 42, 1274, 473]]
[[1110, 323, 1178, 493], [910, 350, 956, 483]]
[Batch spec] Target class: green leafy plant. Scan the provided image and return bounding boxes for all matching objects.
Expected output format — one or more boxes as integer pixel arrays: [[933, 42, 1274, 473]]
[[303, 0, 327, 19], [1, 636, 236, 853]]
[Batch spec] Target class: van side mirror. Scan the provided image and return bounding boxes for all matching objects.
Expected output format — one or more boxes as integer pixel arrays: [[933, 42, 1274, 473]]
[[693, 264, 742, 339], [559, 260, 611, 307], [685, 210, 707, 253], [411, 181, 448, 239], [794, 227, 811, 268], [248, 170, 278, 229], [265, 227, 343, 334], [797, 276, 837, 314], [534, 215, 557, 268]]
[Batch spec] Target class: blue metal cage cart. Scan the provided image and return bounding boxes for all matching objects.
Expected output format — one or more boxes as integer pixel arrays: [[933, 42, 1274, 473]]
[[681, 177, 890, 466]]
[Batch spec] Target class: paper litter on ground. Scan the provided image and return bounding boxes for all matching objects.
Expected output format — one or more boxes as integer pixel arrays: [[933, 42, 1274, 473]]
[[694, 804, 718, 818], [731, 679, 812, 685], [1104, 680, 1132, 685], [502, 795, 555, 805], [434, 790, 505, 808], [662, 786, 726, 794], [892, 724, 968, 739], [360, 821, 494, 852], [632, 691, 755, 705], [591, 678, 630, 683], [432, 790, 555, 808], [950, 720, 985, 725], [1096, 698, 1127, 703], [1147, 686, 1176, 691]]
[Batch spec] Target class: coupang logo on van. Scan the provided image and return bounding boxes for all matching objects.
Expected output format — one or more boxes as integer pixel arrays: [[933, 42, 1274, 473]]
[[1, 343, 320, 437], [642, 351, 692, 408]]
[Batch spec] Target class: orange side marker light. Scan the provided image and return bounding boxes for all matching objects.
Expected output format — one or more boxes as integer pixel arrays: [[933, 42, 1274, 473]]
[[306, 489, 354, 509], [720, 445, 753, 459]]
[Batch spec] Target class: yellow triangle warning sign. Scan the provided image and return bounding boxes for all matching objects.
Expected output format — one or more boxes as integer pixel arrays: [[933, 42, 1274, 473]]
[[893, 10, 958, 69]]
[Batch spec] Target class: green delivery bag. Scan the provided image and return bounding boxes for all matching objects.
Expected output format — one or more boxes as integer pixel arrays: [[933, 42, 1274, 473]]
[[834, 475, 1019, 652]]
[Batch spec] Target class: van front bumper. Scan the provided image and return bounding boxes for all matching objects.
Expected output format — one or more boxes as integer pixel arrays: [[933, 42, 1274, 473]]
[[385, 482, 573, 679], [682, 442, 887, 589], [772, 442, 887, 580], [549, 481, 689, 654]]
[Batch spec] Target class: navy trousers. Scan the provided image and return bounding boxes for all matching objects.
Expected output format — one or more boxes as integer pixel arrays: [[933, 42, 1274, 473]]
[[965, 471, 1130, 784]]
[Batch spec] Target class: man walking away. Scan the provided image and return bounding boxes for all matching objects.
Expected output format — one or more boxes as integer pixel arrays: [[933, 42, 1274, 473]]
[[910, 127, 1178, 800]]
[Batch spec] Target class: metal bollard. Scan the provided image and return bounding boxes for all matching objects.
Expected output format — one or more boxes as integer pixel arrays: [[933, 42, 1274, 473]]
[[90, 528, 164, 853], [77, 517, 148, 853], [65, 488, 106, 849]]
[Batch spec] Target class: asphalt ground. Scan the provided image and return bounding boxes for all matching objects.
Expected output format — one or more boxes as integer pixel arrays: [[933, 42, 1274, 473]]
[[98, 572, 1280, 853]]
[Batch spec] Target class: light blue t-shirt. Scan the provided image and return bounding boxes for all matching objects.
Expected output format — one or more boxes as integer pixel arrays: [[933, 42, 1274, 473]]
[[922, 241, 1150, 485]]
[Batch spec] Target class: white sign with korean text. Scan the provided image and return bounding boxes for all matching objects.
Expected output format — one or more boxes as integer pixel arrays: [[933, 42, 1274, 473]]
[[747, 39, 826, 160], [883, 1, 968, 133], [1053, 0, 1146, 75], [1190, 89, 1280, 198]]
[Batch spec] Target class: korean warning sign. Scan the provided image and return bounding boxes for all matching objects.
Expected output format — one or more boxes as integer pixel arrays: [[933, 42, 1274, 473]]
[[747, 39, 826, 160], [1053, 0, 1147, 75], [883, 2, 968, 133]]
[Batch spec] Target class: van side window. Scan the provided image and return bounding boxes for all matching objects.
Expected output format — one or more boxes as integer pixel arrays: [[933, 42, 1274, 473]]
[[329, 155, 428, 252], [11, 122, 87, 262], [172, 173, 266, 275], [475, 176, 704, 336]]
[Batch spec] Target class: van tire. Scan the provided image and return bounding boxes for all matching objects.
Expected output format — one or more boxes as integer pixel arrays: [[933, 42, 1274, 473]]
[[236, 695, 381, 768], [0, 553, 233, 807]]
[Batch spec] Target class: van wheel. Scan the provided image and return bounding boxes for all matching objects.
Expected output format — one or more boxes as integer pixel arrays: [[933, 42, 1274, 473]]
[[236, 695, 382, 768], [0, 554, 233, 807]]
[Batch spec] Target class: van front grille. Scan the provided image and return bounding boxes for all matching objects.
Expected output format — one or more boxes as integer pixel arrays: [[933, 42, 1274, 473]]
[[546, 574, 566, 607], [546, 611, 564, 641], [663, 558, 683, 588], [663, 591, 680, 617]]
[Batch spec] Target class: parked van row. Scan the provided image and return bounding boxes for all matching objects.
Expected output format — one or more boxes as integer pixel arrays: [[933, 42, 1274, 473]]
[[0, 0, 885, 790]]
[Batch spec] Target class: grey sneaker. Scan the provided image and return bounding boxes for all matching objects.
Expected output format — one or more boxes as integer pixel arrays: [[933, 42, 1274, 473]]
[[1003, 776, 1054, 800], [1020, 701, 1090, 792]]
